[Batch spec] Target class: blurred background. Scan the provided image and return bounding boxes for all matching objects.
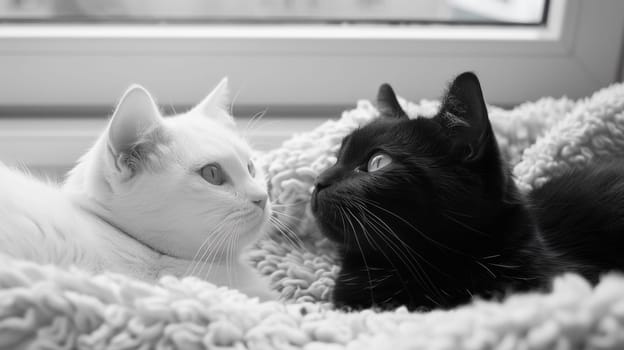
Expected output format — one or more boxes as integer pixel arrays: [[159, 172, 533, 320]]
[[0, 0, 622, 178]]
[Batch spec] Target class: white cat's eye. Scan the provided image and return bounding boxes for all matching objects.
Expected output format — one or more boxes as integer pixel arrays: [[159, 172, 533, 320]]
[[200, 164, 225, 185], [367, 153, 392, 172], [248, 161, 256, 177]]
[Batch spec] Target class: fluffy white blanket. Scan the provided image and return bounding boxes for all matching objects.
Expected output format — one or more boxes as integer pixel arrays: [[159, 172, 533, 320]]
[[1, 82, 624, 349]]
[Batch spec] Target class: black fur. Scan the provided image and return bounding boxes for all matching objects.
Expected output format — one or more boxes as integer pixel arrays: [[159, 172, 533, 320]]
[[310, 72, 624, 311]]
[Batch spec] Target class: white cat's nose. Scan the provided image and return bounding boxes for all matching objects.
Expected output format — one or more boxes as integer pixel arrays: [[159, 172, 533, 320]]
[[251, 194, 268, 210]]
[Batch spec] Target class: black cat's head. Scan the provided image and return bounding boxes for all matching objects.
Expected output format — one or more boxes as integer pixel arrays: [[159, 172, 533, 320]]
[[311, 72, 514, 263]]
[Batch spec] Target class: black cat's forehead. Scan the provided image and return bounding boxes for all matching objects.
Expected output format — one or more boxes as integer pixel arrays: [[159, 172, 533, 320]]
[[343, 119, 398, 150], [338, 117, 446, 165]]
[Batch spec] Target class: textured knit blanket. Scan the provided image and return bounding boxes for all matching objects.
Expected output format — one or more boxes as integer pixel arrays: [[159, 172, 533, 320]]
[[2, 82, 624, 349]]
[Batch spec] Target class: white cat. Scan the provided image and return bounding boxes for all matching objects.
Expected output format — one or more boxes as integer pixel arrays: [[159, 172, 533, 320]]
[[0, 79, 275, 300]]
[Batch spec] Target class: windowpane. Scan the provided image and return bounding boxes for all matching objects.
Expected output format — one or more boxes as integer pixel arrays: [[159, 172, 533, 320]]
[[0, 0, 548, 25]]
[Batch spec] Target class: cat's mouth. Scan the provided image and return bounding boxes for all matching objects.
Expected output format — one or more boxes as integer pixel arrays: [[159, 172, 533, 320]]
[[310, 189, 346, 243], [310, 189, 320, 213]]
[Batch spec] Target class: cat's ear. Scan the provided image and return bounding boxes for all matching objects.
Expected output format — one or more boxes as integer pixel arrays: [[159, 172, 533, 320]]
[[436, 72, 493, 162], [376, 83, 408, 119], [190, 77, 235, 126], [107, 85, 163, 174]]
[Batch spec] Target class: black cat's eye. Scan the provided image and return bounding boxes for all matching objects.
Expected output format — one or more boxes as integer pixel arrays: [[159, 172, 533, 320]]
[[200, 164, 225, 185], [248, 161, 256, 177], [367, 152, 392, 172]]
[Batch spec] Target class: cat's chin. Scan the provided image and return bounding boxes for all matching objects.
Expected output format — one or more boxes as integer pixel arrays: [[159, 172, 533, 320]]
[[313, 216, 344, 244]]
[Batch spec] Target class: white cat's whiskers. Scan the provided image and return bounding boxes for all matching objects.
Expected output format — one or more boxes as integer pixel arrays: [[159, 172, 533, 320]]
[[229, 84, 245, 117], [200, 226, 231, 279], [271, 209, 304, 222], [245, 120, 284, 138], [186, 220, 228, 277], [269, 216, 303, 248], [225, 216, 241, 287], [185, 217, 229, 275], [203, 209, 247, 282], [270, 200, 310, 209], [195, 212, 238, 278], [244, 109, 268, 138], [233, 219, 242, 287], [190, 231, 222, 277]]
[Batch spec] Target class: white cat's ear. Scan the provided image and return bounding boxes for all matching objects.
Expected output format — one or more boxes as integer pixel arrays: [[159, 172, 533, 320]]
[[190, 77, 235, 125], [107, 85, 163, 173]]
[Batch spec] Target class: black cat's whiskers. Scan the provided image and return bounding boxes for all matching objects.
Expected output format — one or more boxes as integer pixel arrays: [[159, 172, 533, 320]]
[[354, 197, 459, 256], [345, 207, 375, 248], [358, 198, 498, 281], [350, 199, 445, 303], [475, 260, 497, 278], [355, 196, 478, 302], [348, 203, 423, 298], [481, 254, 501, 259], [346, 206, 402, 293], [487, 263, 521, 269], [443, 208, 475, 218], [330, 194, 442, 303], [339, 206, 376, 299], [337, 204, 350, 247], [441, 212, 490, 237]]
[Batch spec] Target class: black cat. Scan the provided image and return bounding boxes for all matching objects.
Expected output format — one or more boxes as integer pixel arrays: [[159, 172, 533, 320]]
[[310, 72, 624, 311]]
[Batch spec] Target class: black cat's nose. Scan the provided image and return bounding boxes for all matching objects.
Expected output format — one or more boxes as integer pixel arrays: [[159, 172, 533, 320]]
[[315, 180, 330, 192], [315, 167, 338, 192]]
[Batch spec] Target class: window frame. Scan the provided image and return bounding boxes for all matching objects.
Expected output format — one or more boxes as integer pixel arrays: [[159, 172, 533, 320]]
[[0, 0, 622, 168], [0, 0, 622, 110]]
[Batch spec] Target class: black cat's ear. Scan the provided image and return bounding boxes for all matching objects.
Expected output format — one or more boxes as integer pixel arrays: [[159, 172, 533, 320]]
[[376, 83, 408, 119], [436, 72, 493, 162]]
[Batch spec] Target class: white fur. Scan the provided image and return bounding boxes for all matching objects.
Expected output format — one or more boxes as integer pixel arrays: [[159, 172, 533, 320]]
[[0, 79, 275, 300]]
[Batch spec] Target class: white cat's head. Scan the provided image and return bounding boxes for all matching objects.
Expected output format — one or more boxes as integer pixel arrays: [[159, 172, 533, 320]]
[[66, 78, 271, 261]]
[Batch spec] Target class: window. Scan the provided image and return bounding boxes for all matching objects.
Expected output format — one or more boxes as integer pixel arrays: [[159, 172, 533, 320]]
[[3, 0, 547, 25], [0, 0, 622, 169]]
